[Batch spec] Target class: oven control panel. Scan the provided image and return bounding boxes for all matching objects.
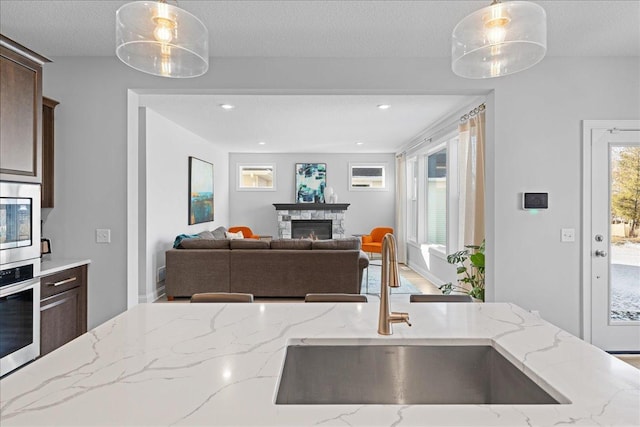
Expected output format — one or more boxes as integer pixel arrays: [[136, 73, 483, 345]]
[[0, 264, 34, 288]]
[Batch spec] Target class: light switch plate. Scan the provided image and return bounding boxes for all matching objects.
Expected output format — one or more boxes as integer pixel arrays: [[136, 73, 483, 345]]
[[561, 228, 575, 242], [96, 228, 111, 243]]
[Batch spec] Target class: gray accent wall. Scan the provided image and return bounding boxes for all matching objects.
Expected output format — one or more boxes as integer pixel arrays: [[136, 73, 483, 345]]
[[229, 153, 396, 238]]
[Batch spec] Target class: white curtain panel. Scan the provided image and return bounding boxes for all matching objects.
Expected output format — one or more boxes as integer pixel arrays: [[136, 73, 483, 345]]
[[457, 112, 486, 248], [395, 153, 407, 263]]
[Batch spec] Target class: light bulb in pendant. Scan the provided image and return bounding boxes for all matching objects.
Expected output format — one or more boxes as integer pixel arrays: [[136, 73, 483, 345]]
[[483, 2, 510, 46], [153, 3, 176, 43]]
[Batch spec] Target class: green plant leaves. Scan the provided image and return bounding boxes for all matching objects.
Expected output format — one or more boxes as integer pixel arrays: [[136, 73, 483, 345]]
[[444, 239, 486, 301], [469, 252, 485, 268]]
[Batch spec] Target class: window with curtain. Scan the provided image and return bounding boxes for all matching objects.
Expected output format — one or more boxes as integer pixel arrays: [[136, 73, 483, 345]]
[[427, 148, 447, 246], [407, 157, 418, 242]]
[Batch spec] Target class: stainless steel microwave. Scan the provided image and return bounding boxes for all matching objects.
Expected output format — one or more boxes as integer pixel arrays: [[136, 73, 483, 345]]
[[0, 182, 41, 268]]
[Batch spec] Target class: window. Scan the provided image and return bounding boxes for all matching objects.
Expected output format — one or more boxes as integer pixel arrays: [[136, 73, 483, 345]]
[[407, 157, 418, 242], [349, 163, 387, 190], [427, 149, 447, 246], [237, 164, 276, 191]]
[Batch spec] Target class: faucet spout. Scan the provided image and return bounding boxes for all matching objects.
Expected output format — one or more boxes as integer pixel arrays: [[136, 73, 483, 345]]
[[378, 233, 411, 335]]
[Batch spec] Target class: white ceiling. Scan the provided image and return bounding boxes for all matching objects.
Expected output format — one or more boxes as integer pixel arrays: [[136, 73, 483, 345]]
[[141, 94, 478, 153], [1, 1, 637, 153], [1, 1, 638, 58]]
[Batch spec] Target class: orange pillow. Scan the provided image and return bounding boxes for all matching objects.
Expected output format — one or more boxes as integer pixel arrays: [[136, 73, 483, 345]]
[[362, 235, 373, 244]]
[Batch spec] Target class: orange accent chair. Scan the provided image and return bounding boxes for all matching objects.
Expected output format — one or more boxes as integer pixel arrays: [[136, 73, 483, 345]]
[[228, 226, 260, 239], [361, 227, 394, 256]]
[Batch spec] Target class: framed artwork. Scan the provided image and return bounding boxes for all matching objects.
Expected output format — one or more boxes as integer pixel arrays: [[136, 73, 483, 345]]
[[349, 162, 388, 191], [237, 164, 276, 191], [295, 163, 326, 203], [188, 157, 214, 225]]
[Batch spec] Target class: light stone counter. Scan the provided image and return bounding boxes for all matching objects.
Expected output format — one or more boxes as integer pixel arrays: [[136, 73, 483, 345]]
[[1, 301, 638, 426], [40, 258, 91, 276]]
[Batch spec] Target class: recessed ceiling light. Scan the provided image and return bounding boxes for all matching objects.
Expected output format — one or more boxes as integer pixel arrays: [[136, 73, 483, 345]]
[[258, 141, 266, 145], [356, 142, 364, 146], [220, 104, 235, 110], [377, 104, 390, 110]]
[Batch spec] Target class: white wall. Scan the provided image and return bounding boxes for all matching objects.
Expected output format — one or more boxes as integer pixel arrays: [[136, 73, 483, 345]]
[[42, 56, 639, 335], [141, 108, 229, 302], [229, 153, 395, 237]]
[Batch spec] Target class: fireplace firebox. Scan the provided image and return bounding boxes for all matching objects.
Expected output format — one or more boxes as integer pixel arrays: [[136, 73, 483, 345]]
[[291, 220, 332, 240]]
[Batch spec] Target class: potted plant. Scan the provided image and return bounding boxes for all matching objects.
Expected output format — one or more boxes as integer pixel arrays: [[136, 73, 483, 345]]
[[439, 240, 485, 301]]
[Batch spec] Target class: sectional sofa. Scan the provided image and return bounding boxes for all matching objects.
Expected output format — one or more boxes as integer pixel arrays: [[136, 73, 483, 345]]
[[165, 237, 369, 299]]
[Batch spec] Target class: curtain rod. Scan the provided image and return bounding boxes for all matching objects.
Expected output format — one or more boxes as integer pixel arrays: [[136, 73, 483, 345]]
[[460, 103, 485, 123], [402, 102, 487, 154]]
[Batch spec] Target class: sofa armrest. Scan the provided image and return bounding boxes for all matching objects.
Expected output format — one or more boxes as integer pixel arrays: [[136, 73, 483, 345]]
[[358, 250, 370, 269], [362, 235, 373, 244]]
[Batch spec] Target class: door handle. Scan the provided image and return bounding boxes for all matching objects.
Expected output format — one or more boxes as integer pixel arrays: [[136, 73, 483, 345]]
[[595, 250, 608, 257]]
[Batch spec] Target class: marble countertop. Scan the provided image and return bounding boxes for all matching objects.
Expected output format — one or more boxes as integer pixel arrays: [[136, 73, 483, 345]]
[[40, 257, 91, 277], [1, 301, 638, 426]]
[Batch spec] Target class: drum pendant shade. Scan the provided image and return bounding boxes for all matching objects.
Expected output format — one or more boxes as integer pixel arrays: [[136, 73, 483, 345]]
[[116, 1, 208, 78], [452, 1, 546, 79]]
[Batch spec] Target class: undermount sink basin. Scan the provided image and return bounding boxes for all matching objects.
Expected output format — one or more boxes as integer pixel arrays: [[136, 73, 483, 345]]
[[275, 341, 564, 405]]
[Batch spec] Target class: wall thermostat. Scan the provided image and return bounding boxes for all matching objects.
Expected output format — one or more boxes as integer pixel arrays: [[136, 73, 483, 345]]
[[523, 192, 548, 209]]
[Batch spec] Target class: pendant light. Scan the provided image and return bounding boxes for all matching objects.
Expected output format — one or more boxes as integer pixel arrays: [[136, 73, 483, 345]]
[[452, 0, 546, 79], [116, 1, 209, 78]]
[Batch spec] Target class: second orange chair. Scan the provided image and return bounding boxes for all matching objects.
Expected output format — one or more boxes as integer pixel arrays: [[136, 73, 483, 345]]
[[361, 227, 394, 256]]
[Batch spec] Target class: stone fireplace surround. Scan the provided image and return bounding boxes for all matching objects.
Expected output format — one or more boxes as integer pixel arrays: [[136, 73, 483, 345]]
[[273, 203, 350, 239]]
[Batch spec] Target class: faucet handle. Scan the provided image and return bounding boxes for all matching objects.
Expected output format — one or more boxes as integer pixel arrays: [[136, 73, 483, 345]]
[[391, 311, 412, 327]]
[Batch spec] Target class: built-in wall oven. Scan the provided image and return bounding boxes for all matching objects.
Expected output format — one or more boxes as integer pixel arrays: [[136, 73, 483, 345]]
[[1, 182, 41, 376]]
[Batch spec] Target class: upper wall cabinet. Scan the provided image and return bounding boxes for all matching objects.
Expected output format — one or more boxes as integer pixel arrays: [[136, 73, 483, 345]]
[[0, 34, 51, 183]]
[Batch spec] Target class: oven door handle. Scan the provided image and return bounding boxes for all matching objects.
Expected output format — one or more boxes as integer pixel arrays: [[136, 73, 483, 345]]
[[0, 277, 40, 298]]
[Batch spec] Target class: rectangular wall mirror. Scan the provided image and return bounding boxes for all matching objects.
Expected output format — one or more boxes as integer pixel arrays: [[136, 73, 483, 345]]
[[349, 163, 387, 190], [237, 164, 276, 191]]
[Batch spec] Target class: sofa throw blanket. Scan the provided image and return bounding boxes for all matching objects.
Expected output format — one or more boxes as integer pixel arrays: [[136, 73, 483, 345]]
[[173, 234, 199, 248]]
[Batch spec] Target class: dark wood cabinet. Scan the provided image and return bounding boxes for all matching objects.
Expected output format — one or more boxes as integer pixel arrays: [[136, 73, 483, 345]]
[[42, 97, 59, 208], [0, 35, 51, 183], [40, 265, 88, 357]]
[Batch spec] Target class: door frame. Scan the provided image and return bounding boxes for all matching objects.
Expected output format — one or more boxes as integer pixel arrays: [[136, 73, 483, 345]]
[[582, 120, 640, 344]]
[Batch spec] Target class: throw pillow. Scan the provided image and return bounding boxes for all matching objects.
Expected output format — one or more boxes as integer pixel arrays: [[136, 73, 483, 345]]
[[225, 230, 244, 240], [198, 230, 215, 240], [211, 226, 228, 240]]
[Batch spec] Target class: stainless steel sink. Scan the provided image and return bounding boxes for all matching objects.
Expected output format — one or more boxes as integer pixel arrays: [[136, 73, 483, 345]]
[[275, 343, 563, 405]]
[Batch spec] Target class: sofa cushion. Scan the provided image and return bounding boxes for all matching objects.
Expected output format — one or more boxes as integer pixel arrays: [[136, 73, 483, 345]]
[[179, 239, 231, 249], [212, 226, 228, 240], [230, 239, 270, 249], [198, 230, 215, 239], [312, 237, 361, 250], [270, 239, 312, 250]]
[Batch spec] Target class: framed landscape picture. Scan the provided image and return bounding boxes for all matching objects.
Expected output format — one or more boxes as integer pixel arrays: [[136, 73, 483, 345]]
[[188, 157, 214, 225], [295, 163, 326, 203]]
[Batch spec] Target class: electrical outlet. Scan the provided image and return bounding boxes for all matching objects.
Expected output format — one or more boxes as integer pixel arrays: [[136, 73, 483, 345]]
[[157, 266, 166, 283], [96, 228, 111, 243], [561, 228, 575, 242]]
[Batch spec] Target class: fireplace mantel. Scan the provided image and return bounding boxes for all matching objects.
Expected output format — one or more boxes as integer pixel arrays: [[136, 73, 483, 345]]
[[273, 203, 350, 211]]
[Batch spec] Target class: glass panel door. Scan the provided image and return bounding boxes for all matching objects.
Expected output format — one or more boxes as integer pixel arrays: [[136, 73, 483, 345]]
[[591, 128, 640, 351], [610, 145, 640, 323]]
